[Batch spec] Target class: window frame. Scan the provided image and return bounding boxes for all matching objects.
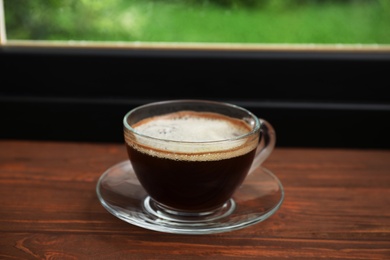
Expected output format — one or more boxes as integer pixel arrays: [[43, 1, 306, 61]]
[[1, 0, 390, 149]]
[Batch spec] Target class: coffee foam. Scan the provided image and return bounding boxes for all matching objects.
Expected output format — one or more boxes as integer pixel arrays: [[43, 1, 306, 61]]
[[125, 111, 259, 161], [134, 111, 249, 142]]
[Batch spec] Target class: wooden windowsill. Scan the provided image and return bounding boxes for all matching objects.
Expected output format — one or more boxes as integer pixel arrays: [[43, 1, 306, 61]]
[[0, 140, 389, 259]]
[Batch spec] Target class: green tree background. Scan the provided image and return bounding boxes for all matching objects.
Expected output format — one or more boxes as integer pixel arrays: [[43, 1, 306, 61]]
[[4, 0, 390, 43]]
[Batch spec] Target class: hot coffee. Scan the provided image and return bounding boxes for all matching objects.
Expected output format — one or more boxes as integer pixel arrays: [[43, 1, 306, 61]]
[[124, 110, 259, 212]]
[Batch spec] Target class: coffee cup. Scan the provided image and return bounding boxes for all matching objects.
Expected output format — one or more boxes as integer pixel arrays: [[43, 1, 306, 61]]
[[123, 100, 275, 221]]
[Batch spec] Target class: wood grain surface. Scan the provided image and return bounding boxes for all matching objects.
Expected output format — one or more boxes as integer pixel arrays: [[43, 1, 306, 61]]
[[0, 140, 389, 259]]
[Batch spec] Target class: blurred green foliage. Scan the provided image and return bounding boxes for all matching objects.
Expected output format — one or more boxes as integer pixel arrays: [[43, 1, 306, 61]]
[[4, 0, 390, 43]]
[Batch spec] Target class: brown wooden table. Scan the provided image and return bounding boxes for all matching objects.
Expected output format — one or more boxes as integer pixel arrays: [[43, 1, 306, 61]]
[[1, 140, 389, 259]]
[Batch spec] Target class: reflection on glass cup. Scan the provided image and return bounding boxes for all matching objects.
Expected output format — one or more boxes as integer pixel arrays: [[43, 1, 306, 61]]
[[123, 100, 276, 221]]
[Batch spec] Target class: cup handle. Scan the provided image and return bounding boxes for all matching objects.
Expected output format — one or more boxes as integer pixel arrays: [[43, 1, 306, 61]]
[[249, 119, 276, 174]]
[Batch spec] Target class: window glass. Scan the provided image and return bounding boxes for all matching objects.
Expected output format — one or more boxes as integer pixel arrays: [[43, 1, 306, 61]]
[[2, 0, 390, 45]]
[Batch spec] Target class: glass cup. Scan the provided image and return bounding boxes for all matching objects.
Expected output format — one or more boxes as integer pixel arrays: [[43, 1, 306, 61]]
[[123, 99, 276, 222]]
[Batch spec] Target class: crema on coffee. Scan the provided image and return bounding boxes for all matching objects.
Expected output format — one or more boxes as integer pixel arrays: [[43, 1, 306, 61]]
[[125, 111, 258, 161]]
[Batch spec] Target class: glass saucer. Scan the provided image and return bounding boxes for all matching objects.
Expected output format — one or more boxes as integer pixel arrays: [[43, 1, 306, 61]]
[[96, 160, 284, 235]]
